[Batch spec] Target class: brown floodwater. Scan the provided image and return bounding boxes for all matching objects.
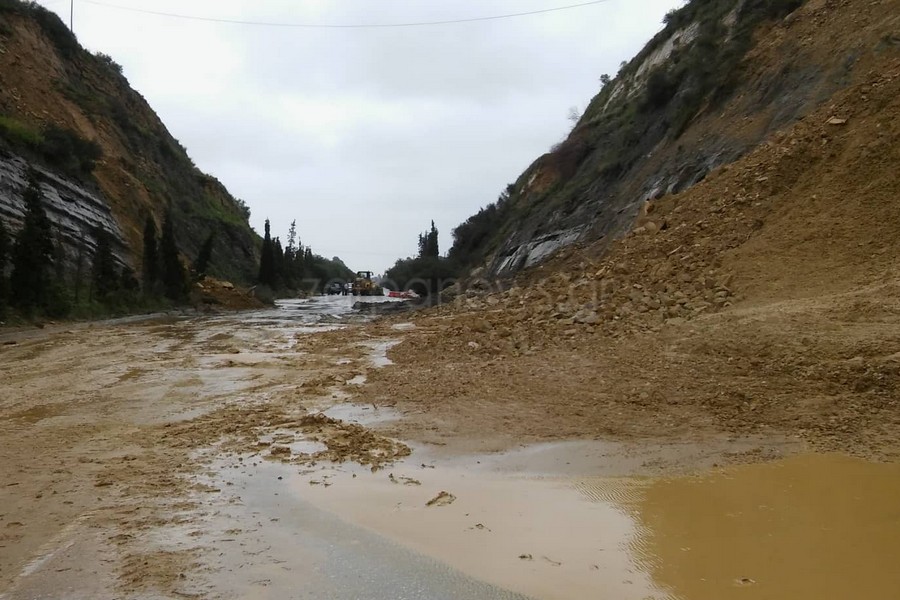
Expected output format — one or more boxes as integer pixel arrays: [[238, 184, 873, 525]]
[[631, 453, 900, 600]]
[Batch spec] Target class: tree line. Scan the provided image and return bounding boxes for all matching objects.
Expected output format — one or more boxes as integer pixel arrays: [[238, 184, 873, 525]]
[[0, 172, 364, 324], [256, 218, 354, 294], [382, 183, 520, 298], [385, 220, 456, 297]]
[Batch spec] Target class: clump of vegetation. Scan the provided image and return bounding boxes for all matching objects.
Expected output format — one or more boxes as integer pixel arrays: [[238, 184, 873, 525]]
[[39, 125, 103, 178], [0, 116, 102, 180], [0, 115, 42, 147], [255, 218, 354, 295], [192, 232, 215, 280], [385, 221, 457, 297], [94, 52, 124, 76], [448, 185, 514, 271]]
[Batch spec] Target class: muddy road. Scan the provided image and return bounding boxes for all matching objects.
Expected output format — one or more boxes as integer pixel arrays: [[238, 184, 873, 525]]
[[1, 297, 899, 599]]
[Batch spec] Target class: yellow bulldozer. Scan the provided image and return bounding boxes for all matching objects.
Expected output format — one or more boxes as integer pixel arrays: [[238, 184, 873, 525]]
[[351, 271, 380, 296]]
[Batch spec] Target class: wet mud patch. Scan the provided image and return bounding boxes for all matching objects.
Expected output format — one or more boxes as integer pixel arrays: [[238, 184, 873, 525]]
[[1, 403, 67, 425], [257, 413, 411, 469], [118, 549, 203, 597]]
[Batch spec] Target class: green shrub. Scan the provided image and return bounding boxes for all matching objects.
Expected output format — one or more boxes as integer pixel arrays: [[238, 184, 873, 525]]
[[0, 115, 42, 148], [94, 52, 124, 76], [0, 116, 102, 179], [40, 125, 102, 178], [384, 256, 457, 297], [642, 68, 680, 111]]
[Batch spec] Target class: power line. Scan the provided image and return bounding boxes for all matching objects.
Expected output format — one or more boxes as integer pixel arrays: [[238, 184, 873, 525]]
[[78, 0, 613, 29]]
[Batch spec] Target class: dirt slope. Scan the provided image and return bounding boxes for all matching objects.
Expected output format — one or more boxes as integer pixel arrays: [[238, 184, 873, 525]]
[[0, 2, 259, 281], [355, 50, 900, 459], [452, 0, 900, 279]]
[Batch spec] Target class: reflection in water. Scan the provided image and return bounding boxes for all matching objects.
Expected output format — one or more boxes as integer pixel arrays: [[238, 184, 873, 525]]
[[633, 454, 900, 600]]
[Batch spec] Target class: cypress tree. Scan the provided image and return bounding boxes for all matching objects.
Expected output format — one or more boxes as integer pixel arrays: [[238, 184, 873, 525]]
[[10, 172, 55, 312], [119, 266, 139, 292], [192, 232, 215, 280], [91, 226, 118, 301], [426, 221, 439, 257], [286, 220, 297, 258], [0, 220, 9, 316], [141, 215, 159, 294], [258, 219, 275, 287], [273, 237, 284, 289], [417, 221, 440, 258], [159, 211, 187, 301], [72, 235, 86, 304], [283, 220, 302, 288], [417, 232, 426, 258]]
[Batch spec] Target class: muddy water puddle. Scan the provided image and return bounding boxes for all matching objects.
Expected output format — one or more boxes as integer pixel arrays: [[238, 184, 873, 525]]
[[192, 445, 900, 600], [181, 458, 534, 600], [289, 459, 665, 600], [632, 453, 900, 600]]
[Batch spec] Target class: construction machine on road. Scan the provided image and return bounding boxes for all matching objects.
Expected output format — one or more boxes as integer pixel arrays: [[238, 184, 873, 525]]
[[351, 271, 381, 296]]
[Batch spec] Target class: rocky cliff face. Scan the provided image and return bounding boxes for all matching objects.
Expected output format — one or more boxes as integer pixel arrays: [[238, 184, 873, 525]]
[[453, 0, 898, 279], [0, 1, 259, 283], [0, 154, 128, 270]]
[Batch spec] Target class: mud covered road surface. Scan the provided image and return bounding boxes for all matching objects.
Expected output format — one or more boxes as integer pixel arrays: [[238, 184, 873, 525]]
[[1, 297, 899, 599]]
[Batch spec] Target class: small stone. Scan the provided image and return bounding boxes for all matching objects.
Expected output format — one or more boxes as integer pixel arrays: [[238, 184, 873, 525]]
[[471, 319, 491, 333], [574, 310, 600, 325]]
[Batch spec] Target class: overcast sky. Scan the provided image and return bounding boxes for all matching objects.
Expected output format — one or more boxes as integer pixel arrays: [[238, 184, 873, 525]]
[[36, 0, 680, 273]]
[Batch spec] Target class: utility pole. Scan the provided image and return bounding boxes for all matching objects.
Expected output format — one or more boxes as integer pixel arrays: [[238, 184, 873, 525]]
[[70, 0, 73, 33]]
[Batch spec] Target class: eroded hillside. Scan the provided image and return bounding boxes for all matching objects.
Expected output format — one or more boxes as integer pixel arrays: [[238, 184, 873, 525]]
[[0, 1, 258, 282], [450, 0, 900, 279], [359, 22, 900, 458]]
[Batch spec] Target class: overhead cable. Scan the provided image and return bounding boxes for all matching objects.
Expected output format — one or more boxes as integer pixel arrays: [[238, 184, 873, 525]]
[[78, 0, 613, 29]]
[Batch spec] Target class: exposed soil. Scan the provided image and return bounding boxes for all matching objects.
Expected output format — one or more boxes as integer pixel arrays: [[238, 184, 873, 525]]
[[190, 276, 268, 312], [0, 308, 410, 597], [355, 58, 900, 461]]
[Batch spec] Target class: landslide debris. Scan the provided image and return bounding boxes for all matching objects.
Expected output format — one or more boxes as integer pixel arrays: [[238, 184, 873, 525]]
[[451, 0, 900, 281], [258, 413, 412, 469], [356, 57, 900, 459], [190, 276, 267, 312]]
